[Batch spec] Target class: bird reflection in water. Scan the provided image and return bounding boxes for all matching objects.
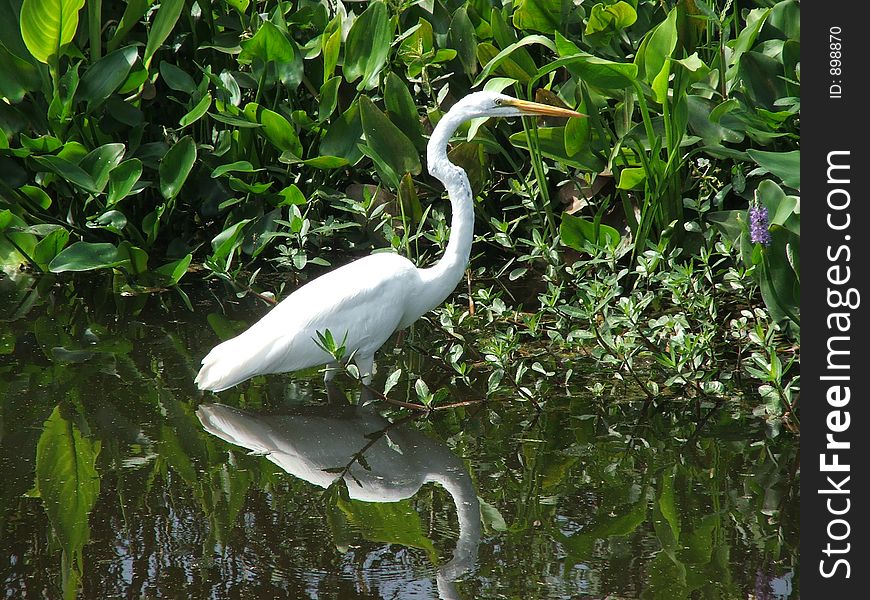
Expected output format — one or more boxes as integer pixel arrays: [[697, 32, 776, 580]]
[[196, 383, 480, 599]]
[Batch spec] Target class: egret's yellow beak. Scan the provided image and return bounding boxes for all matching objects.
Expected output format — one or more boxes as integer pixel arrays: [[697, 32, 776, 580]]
[[502, 98, 584, 118]]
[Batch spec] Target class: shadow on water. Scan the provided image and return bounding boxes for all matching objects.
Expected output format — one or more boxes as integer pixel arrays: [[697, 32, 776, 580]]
[[196, 383, 480, 599], [0, 277, 799, 598]]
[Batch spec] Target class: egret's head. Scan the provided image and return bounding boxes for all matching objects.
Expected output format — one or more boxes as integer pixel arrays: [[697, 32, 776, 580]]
[[453, 91, 583, 120]]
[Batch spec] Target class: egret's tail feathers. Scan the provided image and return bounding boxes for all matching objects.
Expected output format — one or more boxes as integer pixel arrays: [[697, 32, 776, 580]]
[[195, 337, 261, 392]]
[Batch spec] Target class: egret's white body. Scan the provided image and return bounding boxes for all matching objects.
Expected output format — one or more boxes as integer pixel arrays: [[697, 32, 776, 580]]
[[195, 92, 580, 391]]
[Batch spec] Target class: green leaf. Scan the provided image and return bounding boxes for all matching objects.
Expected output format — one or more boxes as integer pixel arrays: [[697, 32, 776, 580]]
[[0, 43, 41, 102], [448, 6, 477, 77], [238, 20, 302, 89], [211, 161, 259, 178], [155, 253, 192, 284], [31, 155, 99, 194], [560, 213, 621, 250], [33, 227, 70, 270], [79, 143, 126, 193], [107, 159, 143, 205], [318, 75, 341, 122], [512, 0, 564, 34], [586, 1, 637, 35], [77, 46, 138, 108], [359, 95, 421, 181], [20, 0, 86, 64], [474, 34, 554, 86], [19, 184, 53, 209], [747, 149, 800, 190], [179, 93, 212, 127], [159, 136, 196, 200], [344, 0, 393, 90], [634, 8, 678, 89], [509, 127, 604, 171], [48, 241, 124, 272], [159, 60, 196, 93], [107, 0, 150, 52], [143, 0, 185, 69], [35, 406, 100, 561], [320, 101, 364, 165], [384, 72, 425, 150], [617, 167, 646, 190], [243, 103, 303, 158]]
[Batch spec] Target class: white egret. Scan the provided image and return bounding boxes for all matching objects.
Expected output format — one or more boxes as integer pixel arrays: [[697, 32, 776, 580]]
[[195, 91, 582, 391]]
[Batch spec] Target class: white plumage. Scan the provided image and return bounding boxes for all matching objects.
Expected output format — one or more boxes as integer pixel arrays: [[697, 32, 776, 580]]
[[195, 92, 581, 391]]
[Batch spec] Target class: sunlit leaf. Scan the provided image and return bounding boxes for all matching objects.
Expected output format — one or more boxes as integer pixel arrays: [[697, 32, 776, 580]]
[[20, 0, 85, 64]]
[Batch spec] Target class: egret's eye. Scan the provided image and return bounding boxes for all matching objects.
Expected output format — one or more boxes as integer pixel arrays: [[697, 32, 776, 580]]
[[494, 99, 502, 106]]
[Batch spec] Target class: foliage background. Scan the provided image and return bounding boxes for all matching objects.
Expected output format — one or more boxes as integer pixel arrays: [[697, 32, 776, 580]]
[[0, 0, 801, 597]]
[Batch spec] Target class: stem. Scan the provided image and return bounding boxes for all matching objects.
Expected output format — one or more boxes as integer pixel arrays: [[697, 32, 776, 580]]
[[88, 0, 102, 61]]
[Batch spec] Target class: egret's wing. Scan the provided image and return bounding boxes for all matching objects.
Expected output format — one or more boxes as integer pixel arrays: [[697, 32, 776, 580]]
[[195, 253, 418, 391]]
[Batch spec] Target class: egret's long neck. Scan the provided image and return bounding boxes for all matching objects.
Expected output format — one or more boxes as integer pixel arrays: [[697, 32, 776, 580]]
[[417, 109, 476, 313]]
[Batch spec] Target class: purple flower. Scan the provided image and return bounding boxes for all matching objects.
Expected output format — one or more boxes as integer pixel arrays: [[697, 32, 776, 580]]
[[749, 204, 772, 245]]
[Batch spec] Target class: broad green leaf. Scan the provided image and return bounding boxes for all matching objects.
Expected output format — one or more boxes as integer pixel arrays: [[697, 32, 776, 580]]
[[509, 127, 604, 171], [77, 46, 138, 108], [277, 184, 306, 206], [634, 8, 677, 87], [0, 44, 41, 101], [586, 1, 637, 35], [560, 213, 620, 250], [31, 155, 99, 193], [49, 241, 126, 271], [756, 179, 799, 235], [359, 95, 421, 181], [159, 60, 196, 93], [33, 227, 70, 270], [20, 0, 85, 64], [318, 75, 342, 122], [79, 143, 126, 193], [384, 72, 425, 150], [617, 167, 646, 190], [107, 159, 143, 205], [448, 6, 477, 77], [143, 0, 185, 68], [180, 93, 212, 127], [706, 210, 745, 243], [563, 113, 590, 160], [238, 20, 303, 89], [747, 149, 800, 190], [474, 35, 554, 86], [159, 136, 196, 200], [35, 406, 100, 561], [320, 100, 364, 165], [154, 253, 192, 284], [116, 240, 147, 273], [344, 1, 393, 90], [19, 184, 53, 209], [244, 103, 303, 158], [211, 161, 259, 178], [512, 0, 563, 34]]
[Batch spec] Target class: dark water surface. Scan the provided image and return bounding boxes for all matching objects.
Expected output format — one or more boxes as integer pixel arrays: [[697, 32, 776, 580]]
[[0, 275, 798, 598]]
